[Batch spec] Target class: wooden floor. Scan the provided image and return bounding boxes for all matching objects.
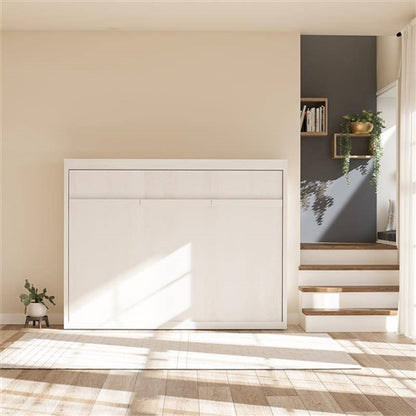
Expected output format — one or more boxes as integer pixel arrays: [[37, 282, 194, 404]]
[[1, 325, 415, 416]]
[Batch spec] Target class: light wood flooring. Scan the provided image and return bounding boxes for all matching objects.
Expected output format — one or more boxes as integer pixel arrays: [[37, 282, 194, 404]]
[[0, 324, 415, 415]]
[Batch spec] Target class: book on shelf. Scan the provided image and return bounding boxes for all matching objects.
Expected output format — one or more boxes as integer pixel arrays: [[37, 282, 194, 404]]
[[300, 104, 326, 133], [300, 105, 307, 129], [311, 108, 316, 132]]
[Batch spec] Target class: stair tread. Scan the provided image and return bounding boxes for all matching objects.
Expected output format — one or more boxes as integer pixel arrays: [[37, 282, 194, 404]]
[[301, 243, 397, 250], [299, 265, 399, 270], [299, 285, 399, 292], [302, 308, 398, 316]]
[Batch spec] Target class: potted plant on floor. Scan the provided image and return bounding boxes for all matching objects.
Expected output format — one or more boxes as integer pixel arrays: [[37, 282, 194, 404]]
[[19, 279, 56, 317], [340, 109, 385, 186]]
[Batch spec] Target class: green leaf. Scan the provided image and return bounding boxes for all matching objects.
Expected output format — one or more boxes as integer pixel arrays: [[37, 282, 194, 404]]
[[19, 293, 31, 307], [21, 279, 56, 308], [44, 294, 56, 306]]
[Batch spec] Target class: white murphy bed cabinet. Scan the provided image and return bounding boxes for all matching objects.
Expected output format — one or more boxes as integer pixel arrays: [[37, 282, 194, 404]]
[[64, 159, 287, 329]]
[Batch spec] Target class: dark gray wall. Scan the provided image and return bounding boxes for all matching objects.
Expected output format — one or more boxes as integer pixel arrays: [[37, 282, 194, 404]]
[[301, 36, 377, 242]]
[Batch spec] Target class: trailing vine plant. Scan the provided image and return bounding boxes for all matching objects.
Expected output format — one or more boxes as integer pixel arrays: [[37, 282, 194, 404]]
[[340, 110, 385, 187], [339, 129, 352, 184]]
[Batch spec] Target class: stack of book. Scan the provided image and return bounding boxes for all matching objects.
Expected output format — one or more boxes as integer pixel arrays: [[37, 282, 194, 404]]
[[300, 105, 326, 133]]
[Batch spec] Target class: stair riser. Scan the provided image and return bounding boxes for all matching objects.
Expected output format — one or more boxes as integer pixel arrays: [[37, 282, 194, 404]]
[[299, 270, 399, 286], [300, 314, 398, 332], [301, 250, 398, 265], [301, 292, 398, 309]]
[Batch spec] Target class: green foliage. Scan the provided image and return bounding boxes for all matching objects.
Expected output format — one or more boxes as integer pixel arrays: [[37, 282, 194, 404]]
[[340, 110, 385, 187], [340, 134, 352, 185], [19, 279, 56, 313]]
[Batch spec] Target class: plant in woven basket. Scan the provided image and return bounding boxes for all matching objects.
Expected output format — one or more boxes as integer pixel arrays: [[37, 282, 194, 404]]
[[340, 110, 385, 186]]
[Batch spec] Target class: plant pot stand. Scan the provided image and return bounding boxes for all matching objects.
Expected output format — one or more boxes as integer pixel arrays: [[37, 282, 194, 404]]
[[24, 315, 49, 328]]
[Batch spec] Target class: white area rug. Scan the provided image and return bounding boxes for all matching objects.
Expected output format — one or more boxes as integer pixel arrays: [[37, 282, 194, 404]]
[[0, 330, 360, 370]]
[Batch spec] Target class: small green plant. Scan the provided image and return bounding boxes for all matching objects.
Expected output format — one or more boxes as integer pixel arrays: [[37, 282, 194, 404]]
[[340, 110, 385, 186], [19, 279, 56, 313]]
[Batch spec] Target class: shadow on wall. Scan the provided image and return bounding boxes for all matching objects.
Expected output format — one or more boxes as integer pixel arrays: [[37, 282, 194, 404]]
[[301, 160, 375, 242], [319, 168, 375, 242], [301, 180, 334, 225], [301, 162, 373, 226]]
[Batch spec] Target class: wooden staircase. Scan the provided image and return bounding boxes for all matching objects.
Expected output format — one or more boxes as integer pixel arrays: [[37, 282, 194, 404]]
[[299, 243, 399, 332]]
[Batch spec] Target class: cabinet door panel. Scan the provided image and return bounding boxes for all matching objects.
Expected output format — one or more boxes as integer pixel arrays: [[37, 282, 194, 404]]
[[207, 204, 283, 322], [139, 201, 212, 327], [69, 199, 144, 327], [211, 171, 283, 199], [142, 171, 212, 199], [70, 171, 145, 199]]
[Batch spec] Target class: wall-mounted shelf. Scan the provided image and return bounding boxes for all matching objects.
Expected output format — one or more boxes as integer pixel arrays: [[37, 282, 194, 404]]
[[332, 133, 374, 159], [300, 97, 328, 136]]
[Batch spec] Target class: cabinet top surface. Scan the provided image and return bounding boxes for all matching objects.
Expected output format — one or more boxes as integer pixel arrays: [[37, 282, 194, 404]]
[[64, 159, 288, 171]]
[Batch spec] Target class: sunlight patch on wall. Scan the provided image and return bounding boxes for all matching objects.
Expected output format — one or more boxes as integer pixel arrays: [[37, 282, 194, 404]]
[[381, 125, 396, 146], [301, 164, 372, 241]]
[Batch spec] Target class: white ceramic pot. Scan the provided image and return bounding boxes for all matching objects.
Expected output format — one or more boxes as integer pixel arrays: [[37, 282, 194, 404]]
[[27, 303, 47, 317]]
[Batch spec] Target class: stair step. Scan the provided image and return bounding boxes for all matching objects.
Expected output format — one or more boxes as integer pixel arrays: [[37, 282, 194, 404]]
[[299, 285, 399, 293], [302, 308, 398, 316], [301, 247, 398, 265], [300, 313, 398, 332], [299, 269, 399, 286], [299, 265, 399, 271], [301, 242, 397, 250]]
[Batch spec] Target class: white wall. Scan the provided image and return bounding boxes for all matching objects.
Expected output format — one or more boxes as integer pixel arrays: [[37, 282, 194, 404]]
[[377, 35, 401, 91], [377, 83, 398, 233], [376, 36, 400, 238], [1, 31, 300, 323]]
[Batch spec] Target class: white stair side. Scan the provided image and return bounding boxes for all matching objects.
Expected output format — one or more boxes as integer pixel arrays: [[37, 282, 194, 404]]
[[300, 314, 398, 332], [301, 292, 399, 309], [301, 249, 398, 265], [299, 270, 399, 286]]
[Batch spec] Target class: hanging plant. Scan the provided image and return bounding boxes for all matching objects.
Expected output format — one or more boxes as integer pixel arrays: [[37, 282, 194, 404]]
[[340, 133, 352, 184], [340, 110, 385, 187]]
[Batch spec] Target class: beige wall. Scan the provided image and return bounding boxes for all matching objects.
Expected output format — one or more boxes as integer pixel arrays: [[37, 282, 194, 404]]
[[0, 32, 3, 316], [377, 35, 401, 91], [2, 31, 300, 322]]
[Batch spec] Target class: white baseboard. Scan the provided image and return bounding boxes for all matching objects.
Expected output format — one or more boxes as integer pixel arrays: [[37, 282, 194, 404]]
[[1, 313, 299, 328], [0, 313, 63, 325]]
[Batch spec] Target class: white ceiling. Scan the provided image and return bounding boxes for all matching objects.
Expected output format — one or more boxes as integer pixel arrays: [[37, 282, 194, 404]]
[[1, 1, 415, 35]]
